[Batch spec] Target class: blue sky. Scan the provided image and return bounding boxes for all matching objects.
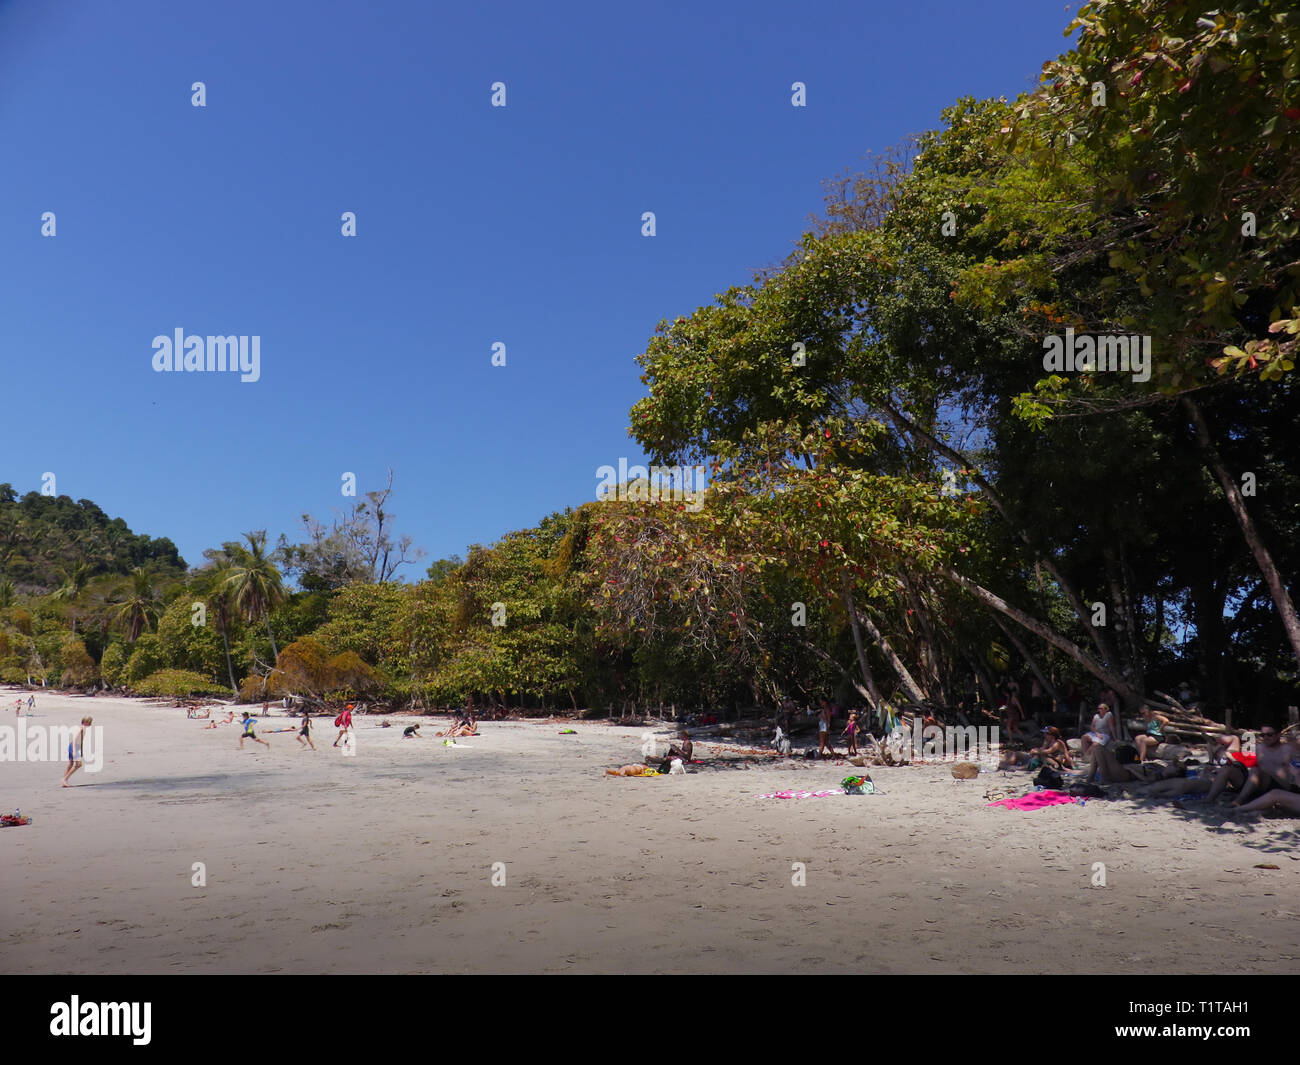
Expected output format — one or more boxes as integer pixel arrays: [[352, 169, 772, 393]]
[[0, 0, 1077, 578]]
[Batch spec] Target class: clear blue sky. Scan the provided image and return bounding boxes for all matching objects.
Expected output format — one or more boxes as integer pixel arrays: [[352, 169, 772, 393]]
[[0, 0, 1077, 577]]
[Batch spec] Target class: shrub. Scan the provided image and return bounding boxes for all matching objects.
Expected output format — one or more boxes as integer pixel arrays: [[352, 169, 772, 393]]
[[135, 669, 228, 698]]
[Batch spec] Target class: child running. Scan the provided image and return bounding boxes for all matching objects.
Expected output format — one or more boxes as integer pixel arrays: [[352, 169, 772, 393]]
[[238, 711, 270, 750], [297, 712, 316, 750]]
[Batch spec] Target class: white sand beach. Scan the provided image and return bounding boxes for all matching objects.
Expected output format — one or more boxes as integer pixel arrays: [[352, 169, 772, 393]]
[[2, 687, 1298, 974]]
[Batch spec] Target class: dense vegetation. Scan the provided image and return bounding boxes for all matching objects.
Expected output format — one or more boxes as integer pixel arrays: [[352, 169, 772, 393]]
[[3, 1, 1296, 727]]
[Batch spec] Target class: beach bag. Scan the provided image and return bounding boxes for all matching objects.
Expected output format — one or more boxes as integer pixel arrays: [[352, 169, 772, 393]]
[[1068, 782, 1105, 799], [951, 762, 980, 780], [334, 714, 343, 727], [1034, 766, 1063, 789]]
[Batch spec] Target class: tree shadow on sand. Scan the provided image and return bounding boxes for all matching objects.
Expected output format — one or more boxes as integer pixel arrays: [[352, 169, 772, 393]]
[[1105, 794, 1300, 855]]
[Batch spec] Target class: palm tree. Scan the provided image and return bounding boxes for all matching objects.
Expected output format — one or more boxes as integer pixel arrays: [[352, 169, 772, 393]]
[[225, 531, 286, 661], [50, 562, 92, 603], [110, 568, 161, 643], [196, 552, 240, 694]]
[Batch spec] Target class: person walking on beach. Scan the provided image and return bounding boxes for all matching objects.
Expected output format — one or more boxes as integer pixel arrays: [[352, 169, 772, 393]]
[[238, 711, 270, 750], [27, 695, 34, 712], [297, 711, 315, 750], [333, 704, 354, 748], [61, 717, 93, 786]]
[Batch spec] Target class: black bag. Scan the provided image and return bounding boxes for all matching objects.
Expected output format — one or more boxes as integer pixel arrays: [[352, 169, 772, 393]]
[[1068, 782, 1105, 798], [1034, 766, 1063, 789]]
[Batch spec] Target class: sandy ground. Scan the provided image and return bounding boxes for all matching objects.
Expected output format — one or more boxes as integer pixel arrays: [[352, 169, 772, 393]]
[[2, 686, 1298, 975]]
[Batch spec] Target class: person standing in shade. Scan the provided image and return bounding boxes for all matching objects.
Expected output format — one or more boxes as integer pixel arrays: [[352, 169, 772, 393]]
[[817, 699, 838, 758]]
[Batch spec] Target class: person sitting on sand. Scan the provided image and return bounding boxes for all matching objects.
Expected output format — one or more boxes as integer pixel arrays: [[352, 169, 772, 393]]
[[1206, 732, 1242, 766], [1079, 702, 1117, 759], [436, 714, 478, 738], [204, 710, 236, 729], [658, 730, 693, 772], [1193, 726, 1295, 805], [1032, 726, 1074, 769], [238, 711, 270, 750], [403, 724, 422, 739], [1134, 707, 1170, 763], [1229, 727, 1300, 808]]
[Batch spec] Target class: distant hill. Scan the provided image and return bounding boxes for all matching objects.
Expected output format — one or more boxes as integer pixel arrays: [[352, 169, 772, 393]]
[[0, 484, 186, 594]]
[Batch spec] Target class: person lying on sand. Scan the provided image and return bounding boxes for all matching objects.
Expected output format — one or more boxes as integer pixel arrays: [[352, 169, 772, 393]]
[[204, 711, 236, 729], [1120, 774, 1211, 799], [605, 764, 656, 777], [1232, 789, 1300, 816], [1087, 744, 1181, 785]]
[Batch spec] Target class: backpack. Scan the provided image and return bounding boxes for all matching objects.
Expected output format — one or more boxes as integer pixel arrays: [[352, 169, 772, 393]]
[[334, 714, 343, 727], [1034, 766, 1063, 790]]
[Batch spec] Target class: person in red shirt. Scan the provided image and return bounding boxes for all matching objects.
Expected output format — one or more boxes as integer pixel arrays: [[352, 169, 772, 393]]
[[333, 704, 354, 748]]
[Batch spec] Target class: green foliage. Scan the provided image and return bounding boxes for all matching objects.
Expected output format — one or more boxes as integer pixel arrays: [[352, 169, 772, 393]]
[[99, 642, 128, 687], [0, 486, 185, 594], [124, 634, 167, 686], [135, 669, 230, 697]]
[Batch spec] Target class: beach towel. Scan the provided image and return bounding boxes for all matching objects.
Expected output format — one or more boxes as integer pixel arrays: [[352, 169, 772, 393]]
[[1, 812, 32, 827], [759, 789, 844, 799], [986, 790, 1077, 811]]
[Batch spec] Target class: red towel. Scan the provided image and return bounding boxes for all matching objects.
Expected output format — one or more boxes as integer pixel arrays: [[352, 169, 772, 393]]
[[1230, 752, 1258, 767]]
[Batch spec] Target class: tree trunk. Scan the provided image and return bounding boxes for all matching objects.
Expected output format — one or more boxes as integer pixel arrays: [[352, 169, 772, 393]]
[[840, 573, 882, 710], [1183, 395, 1300, 673], [992, 615, 1061, 708], [849, 590, 929, 704], [263, 612, 279, 661], [942, 568, 1144, 709], [220, 623, 238, 694], [877, 399, 1118, 667]]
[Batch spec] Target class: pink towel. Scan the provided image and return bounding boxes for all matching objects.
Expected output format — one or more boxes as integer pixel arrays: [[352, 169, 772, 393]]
[[759, 789, 843, 799], [987, 789, 1078, 811]]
